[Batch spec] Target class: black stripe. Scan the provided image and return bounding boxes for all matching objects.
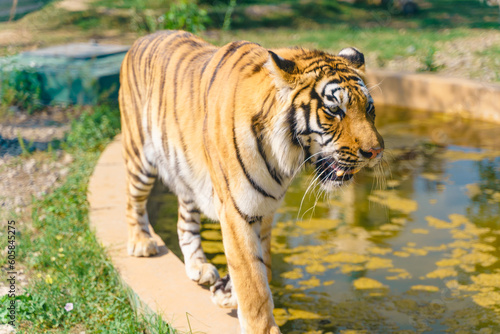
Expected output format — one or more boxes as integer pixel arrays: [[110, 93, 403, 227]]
[[321, 80, 341, 97], [233, 108, 276, 200], [331, 128, 343, 143], [342, 75, 361, 82], [218, 163, 262, 223], [249, 62, 264, 75], [130, 173, 155, 187], [321, 133, 335, 147], [251, 116, 282, 186], [179, 213, 199, 224], [172, 47, 202, 177], [146, 31, 178, 71], [144, 36, 174, 134], [285, 105, 300, 147], [230, 49, 254, 72], [315, 109, 332, 131], [249, 216, 263, 225], [158, 35, 200, 145], [189, 245, 203, 259], [260, 233, 271, 241], [130, 182, 150, 194], [123, 143, 145, 173], [126, 58, 145, 146], [131, 194, 149, 202], [303, 102, 311, 135], [178, 227, 200, 235], [207, 41, 254, 95], [126, 50, 144, 141], [303, 60, 325, 73], [261, 89, 276, 119], [241, 57, 266, 74], [342, 151, 358, 158], [188, 49, 214, 119]]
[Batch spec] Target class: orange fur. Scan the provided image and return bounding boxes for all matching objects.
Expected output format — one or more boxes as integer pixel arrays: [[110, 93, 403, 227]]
[[119, 30, 383, 333]]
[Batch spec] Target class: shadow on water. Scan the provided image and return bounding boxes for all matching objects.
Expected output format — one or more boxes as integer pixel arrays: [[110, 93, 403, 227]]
[[148, 107, 500, 333]]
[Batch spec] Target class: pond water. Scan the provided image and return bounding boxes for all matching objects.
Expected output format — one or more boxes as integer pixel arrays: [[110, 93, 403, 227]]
[[148, 107, 500, 334]]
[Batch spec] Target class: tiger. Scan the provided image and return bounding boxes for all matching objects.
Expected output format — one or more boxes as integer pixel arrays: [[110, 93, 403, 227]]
[[119, 30, 384, 334]]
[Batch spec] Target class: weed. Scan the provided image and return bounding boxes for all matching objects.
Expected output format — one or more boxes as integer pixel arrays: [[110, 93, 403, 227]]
[[222, 0, 237, 31], [130, 1, 162, 34], [418, 47, 445, 72], [162, 1, 211, 33], [16, 132, 33, 157], [128, 0, 211, 34], [65, 104, 121, 152], [0, 64, 42, 115], [130, 291, 182, 334]]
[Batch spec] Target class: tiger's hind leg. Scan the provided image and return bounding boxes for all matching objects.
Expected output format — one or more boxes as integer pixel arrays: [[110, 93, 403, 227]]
[[177, 197, 220, 285], [124, 145, 159, 257]]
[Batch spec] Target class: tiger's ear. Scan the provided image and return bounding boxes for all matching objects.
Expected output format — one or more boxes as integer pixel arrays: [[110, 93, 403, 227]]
[[266, 51, 299, 89], [338, 47, 365, 73]]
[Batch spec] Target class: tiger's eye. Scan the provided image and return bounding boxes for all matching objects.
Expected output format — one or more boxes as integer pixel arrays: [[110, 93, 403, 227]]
[[325, 106, 343, 118]]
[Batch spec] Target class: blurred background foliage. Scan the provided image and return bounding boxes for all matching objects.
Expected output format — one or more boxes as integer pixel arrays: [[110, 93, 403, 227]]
[[57, 0, 500, 35]]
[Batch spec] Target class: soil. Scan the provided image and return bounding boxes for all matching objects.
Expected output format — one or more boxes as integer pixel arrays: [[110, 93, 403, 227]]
[[0, 108, 78, 334], [368, 30, 500, 82]]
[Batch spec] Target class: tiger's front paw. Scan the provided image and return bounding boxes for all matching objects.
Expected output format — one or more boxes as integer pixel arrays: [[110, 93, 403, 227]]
[[186, 262, 219, 285], [270, 326, 281, 334], [127, 234, 159, 257], [210, 274, 238, 309]]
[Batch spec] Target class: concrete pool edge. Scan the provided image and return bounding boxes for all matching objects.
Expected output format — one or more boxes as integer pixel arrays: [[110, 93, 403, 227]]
[[87, 71, 500, 333], [365, 70, 500, 124]]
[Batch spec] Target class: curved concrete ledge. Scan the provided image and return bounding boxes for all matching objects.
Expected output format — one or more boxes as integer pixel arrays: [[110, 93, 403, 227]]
[[88, 136, 240, 334], [87, 70, 500, 333], [365, 69, 500, 124]]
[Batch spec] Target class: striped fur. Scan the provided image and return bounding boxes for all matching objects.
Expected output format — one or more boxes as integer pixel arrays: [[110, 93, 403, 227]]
[[119, 30, 383, 334]]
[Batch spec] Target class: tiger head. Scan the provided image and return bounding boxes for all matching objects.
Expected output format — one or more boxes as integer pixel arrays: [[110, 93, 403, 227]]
[[266, 47, 384, 190]]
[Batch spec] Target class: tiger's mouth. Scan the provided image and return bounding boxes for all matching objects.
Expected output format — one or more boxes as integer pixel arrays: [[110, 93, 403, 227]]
[[314, 157, 361, 186]]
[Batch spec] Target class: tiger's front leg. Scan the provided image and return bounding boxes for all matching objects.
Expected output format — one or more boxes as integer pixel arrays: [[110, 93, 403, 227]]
[[177, 197, 220, 285], [211, 215, 274, 309], [218, 205, 281, 334]]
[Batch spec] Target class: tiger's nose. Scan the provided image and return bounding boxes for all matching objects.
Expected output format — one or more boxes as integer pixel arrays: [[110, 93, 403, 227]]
[[359, 147, 384, 159]]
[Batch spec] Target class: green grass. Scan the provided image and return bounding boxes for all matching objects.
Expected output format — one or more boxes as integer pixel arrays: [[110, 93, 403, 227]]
[[0, 105, 180, 333], [212, 26, 473, 61], [91, 0, 173, 10]]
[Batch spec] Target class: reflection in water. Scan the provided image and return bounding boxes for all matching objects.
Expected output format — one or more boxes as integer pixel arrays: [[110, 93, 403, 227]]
[[148, 107, 500, 333]]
